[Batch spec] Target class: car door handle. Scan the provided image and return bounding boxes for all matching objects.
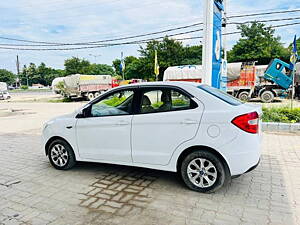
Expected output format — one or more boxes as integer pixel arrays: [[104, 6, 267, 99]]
[[181, 119, 198, 125], [116, 121, 130, 126]]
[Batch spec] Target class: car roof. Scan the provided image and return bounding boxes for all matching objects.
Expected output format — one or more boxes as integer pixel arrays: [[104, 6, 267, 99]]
[[121, 81, 201, 88]]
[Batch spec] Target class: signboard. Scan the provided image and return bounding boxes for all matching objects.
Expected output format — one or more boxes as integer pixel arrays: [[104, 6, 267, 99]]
[[202, 0, 224, 89]]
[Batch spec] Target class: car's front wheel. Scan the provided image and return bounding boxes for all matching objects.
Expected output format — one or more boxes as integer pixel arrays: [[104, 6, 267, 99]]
[[180, 150, 229, 193], [48, 139, 76, 170]]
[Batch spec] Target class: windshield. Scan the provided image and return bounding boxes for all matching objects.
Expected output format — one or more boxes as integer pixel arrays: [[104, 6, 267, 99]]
[[198, 85, 243, 106]]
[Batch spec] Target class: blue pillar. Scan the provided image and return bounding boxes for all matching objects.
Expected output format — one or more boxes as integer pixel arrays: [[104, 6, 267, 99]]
[[212, 0, 224, 89]]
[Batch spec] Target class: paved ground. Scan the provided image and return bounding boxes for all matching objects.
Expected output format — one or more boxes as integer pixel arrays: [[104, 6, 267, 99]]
[[0, 131, 299, 225], [0, 102, 300, 225]]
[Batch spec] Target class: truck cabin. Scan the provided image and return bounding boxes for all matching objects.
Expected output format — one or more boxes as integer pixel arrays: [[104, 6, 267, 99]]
[[264, 59, 293, 90]]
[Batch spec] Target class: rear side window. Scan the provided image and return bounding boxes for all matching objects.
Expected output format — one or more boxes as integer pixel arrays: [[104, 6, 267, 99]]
[[198, 85, 243, 106], [139, 87, 196, 114]]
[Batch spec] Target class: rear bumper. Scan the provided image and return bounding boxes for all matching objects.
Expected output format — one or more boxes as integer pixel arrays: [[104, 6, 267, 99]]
[[231, 158, 260, 178], [219, 129, 262, 176], [245, 158, 260, 173]]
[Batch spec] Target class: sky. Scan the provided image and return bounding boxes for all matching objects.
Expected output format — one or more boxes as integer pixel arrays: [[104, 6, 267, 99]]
[[0, 0, 300, 73]]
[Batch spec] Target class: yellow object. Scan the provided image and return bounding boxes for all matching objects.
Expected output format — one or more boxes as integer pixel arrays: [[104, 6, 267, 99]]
[[79, 75, 98, 81], [119, 80, 130, 86], [154, 50, 159, 76]]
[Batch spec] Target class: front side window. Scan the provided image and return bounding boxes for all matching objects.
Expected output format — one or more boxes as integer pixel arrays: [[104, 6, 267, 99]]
[[91, 90, 134, 117], [140, 88, 194, 114]]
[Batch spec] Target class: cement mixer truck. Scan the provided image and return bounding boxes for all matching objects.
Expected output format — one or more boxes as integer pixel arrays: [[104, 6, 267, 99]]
[[62, 74, 117, 100], [164, 60, 299, 103], [227, 59, 299, 103], [0, 82, 11, 100]]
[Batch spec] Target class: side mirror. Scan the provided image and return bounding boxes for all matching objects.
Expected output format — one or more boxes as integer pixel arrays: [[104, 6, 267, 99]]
[[76, 107, 90, 118]]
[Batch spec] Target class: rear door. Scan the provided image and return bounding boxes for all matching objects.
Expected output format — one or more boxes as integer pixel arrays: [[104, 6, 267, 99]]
[[131, 86, 204, 165]]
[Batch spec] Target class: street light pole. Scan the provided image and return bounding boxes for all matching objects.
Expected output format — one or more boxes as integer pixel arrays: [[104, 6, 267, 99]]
[[89, 54, 101, 63]]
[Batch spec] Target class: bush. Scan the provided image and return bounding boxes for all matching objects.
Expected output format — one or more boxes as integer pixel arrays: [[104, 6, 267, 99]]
[[20, 85, 28, 90], [262, 107, 300, 123]]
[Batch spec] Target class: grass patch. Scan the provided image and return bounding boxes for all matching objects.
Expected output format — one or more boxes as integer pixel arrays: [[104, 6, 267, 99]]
[[48, 98, 72, 103], [10, 88, 51, 93], [262, 107, 300, 123]]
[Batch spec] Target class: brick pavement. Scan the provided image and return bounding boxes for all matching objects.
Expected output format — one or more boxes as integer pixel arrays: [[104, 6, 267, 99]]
[[0, 131, 299, 225]]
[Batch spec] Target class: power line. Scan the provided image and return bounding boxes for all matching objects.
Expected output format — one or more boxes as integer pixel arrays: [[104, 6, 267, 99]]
[[1, 8, 300, 48], [228, 8, 300, 19], [0, 27, 203, 47], [228, 16, 300, 24], [2, 16, 300, 47], [1, 21, 300, 51], [0, 22, 203, 46], [0, 28, 204, 50]]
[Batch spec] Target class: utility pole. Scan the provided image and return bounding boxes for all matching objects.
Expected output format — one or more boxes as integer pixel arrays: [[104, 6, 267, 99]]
[[16, 55, 20, 88]]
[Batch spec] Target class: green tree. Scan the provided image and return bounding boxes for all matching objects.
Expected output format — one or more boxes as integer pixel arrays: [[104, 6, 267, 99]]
[[111, 37, 202, 81], [139, 37, 185, 80], [112, 59, 122, 76], [0, 69, 15, 85], [88, 64, 115, 75], [228, 22, 289, 64], [26, 63, 38, 86], [182, 45, 202, 65], [64, 57, 90, 75], [112, 56, 139, 78], [19, 65, 28, 86], [124, 58, 144, 80]]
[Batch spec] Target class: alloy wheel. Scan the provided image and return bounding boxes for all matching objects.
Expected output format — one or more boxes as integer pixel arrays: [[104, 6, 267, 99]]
[[50, 144, 69, 167], [187, 158, 217, 188]]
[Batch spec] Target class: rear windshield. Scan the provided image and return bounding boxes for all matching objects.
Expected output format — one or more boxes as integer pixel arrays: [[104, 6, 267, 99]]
[[197, 85, 243, 106]]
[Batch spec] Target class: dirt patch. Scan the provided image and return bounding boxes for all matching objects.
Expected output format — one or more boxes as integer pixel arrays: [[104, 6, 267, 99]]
[[0, 108, 36, 117]]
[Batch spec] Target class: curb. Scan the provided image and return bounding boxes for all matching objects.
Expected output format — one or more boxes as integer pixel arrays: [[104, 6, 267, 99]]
[[262, 122, 300, 133]]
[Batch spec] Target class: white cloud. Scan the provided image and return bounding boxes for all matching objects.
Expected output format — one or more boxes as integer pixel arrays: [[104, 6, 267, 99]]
[[0, 0, 299, 72]]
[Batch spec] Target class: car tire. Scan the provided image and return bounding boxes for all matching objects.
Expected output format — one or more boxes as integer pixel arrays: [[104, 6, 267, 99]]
[[260, 90, 274, 103], [180, 150, 229, 193], [48, 139, 76, 170], [238, 91, 249, 101]]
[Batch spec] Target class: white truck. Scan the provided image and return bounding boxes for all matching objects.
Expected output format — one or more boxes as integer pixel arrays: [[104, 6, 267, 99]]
[[51, 77, 66, 94], [0, 82, 11, 100], [63, 74, 113, 100]]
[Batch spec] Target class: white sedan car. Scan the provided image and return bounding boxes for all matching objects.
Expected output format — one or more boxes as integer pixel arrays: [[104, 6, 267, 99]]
[[42, 82, 261, 193]]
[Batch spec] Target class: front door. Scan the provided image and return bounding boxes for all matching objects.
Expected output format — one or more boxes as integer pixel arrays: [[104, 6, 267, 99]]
[[76, 89, 135, 162], [131, 87, 204, 165]]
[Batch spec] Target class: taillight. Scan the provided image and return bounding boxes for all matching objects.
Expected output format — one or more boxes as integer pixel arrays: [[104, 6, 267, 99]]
[[231, 112, 259, 134]]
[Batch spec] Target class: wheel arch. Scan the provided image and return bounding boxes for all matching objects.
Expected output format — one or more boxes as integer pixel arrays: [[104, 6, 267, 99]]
[[176, 145, 231, 176], [45, 136, 73, 156]]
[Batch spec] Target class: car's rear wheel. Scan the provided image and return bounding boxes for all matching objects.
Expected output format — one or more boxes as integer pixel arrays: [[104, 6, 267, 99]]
[[48, 139, 76, 170], [180, 150, 229, 193]]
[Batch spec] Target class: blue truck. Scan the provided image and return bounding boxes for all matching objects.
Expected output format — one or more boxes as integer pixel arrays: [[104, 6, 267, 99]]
[[258, 58, 295, 102]]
